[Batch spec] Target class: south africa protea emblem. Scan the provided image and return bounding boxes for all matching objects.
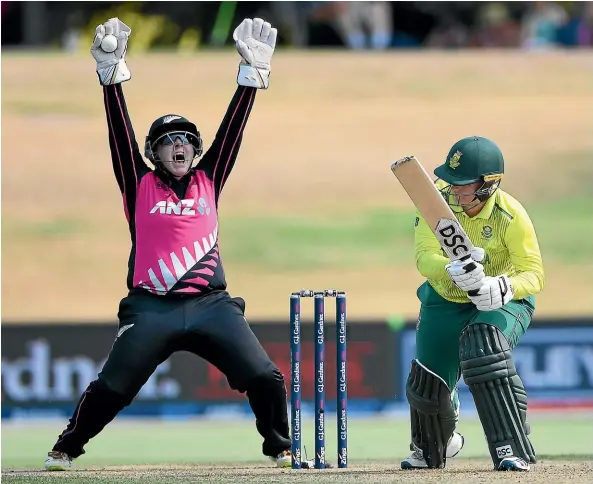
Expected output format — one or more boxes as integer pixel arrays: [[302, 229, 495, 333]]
[[449, 150, 462, 169]]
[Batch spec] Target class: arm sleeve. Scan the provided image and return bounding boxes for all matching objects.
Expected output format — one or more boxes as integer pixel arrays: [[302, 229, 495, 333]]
[[414, 211, 450, 281], [505, 209, 545, 299], [197, 85, 257, 202], [103, 84, 150, 222]]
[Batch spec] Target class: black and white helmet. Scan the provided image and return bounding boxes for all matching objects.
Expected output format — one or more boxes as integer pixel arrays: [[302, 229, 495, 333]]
[[144, 114, 203, 165]]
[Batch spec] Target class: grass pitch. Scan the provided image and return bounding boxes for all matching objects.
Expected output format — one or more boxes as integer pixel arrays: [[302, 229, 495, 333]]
[[3, 461, 593, 484], [2, 415, 592, 483]]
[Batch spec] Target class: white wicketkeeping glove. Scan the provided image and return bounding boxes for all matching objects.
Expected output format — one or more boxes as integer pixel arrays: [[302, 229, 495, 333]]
[[445, 247, 486, 292], [468, 275, 514, 311], [233, 18, 277, 89], [91, 18, 131, 86]]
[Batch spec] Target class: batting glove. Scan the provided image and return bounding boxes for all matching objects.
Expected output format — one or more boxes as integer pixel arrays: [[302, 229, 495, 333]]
[[446, 247, 486, 292], [468, 275, 514, 311], [91, 18, 131, 86], [233, 18, 277, 89]]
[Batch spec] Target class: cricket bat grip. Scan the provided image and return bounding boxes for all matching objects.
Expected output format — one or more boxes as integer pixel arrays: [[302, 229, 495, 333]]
[[468, 289, 480, 297]]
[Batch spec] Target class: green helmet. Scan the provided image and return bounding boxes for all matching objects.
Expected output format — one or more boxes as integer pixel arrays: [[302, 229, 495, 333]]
[[434, 136, 504, 206]]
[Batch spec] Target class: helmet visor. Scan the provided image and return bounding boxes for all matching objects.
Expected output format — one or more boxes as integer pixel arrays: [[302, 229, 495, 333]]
[[154, 131, 198, 147], [438, 183, 483, 210]]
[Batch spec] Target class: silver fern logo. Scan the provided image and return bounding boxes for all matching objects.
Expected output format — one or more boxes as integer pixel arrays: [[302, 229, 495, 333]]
[[197, 197, 211, 215], [163, 115, 182, 123], [116, 324, 134, 339]]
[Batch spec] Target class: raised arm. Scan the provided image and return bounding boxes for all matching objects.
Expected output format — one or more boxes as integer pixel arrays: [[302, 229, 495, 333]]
[[197, 18, 277, 202], [91, 18, 149, 221], [198, 86, 257, 200], [103, 84, 149, 203]]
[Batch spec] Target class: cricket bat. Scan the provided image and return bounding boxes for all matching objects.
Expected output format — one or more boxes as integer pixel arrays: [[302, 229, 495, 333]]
[[390, 156, 474, 262]]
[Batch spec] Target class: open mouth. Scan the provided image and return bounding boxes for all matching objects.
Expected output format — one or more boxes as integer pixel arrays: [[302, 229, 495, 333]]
[[174, 152, 185, 163]]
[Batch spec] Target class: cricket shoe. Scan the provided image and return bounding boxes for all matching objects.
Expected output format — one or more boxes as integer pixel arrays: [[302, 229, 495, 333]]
[[271, 450, 293, 468], [400, 431, 465, 469], [302, 460, 333, 469], [44, 451, 73, 471], [270, 450, 332, 469], [497, 456, 530, 472]]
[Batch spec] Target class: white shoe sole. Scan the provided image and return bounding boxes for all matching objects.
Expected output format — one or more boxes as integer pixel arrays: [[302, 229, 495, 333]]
[[401, 432, 464, 469], [270, 454, 292, 468], [45, 464, 70, 471], [401, 460, 428, 470], [45, 458, 71, 471]]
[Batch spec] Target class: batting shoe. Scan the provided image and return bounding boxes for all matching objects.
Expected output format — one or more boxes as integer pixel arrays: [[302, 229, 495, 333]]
[[400, 431, 465, 469], [44, 451, 73, 471], [497, 456, 530, 472]]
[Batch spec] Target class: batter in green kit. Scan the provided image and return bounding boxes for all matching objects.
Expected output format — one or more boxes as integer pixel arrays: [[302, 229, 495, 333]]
[[401, 136, 545, 472]]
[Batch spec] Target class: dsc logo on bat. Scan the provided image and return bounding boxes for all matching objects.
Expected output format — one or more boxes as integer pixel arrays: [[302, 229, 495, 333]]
[[435, 219, 472, 260]]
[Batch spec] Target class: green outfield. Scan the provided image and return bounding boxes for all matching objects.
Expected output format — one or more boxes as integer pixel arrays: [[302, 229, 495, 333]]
[[2, 416, 592, 482], [2, 50, 593, 321], [220, 194, 593, 269]]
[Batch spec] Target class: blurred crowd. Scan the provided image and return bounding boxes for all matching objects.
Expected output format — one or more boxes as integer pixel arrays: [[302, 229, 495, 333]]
[[2, 1, 592, 50], [266, 1, 593, 49], [425, 1, 593, 49]]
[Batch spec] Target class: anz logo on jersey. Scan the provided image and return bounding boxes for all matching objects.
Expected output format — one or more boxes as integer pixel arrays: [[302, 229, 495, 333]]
[[150, 198, 211, 216]]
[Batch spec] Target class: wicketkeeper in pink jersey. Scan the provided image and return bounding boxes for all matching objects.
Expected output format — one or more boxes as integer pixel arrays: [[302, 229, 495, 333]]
[[45, 16, 300, 471]]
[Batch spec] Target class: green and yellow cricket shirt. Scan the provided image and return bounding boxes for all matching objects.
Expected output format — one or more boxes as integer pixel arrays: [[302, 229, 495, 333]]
[[414, 182, 545, 303]]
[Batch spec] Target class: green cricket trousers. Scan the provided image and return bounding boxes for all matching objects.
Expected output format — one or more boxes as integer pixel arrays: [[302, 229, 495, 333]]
[[414, 281, 535, 392]]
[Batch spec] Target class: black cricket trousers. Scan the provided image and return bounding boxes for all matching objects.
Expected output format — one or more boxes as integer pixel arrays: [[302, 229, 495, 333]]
[[52, 290, 291, 458]]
